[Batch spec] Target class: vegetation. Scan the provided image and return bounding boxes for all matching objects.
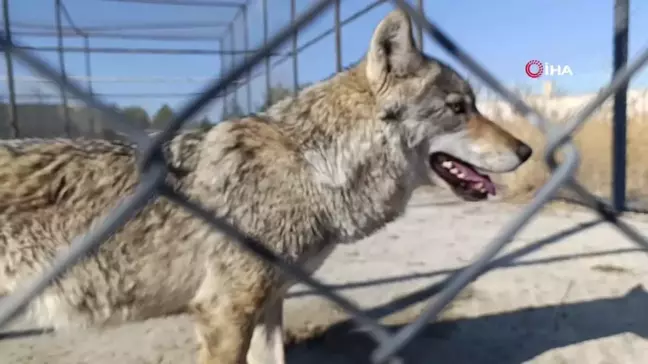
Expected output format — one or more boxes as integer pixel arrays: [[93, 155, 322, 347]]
[[487, 100, 648, 210], [115, 84, 311, 129], [0, 84, 308, 138]]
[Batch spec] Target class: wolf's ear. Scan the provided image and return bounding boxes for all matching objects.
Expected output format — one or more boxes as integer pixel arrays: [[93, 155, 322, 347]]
[[366, 9, 423, 88]]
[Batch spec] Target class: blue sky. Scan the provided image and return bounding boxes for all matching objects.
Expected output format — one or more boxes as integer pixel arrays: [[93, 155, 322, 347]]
[[3, 0, 648, 120]]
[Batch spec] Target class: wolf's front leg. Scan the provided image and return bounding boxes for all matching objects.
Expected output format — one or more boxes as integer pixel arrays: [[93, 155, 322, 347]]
[[247, 295, 286, 364], [190, 265, 271, 364]]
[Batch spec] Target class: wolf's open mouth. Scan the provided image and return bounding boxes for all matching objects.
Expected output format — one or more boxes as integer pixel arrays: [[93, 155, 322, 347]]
[[429, 152, 496, 201]]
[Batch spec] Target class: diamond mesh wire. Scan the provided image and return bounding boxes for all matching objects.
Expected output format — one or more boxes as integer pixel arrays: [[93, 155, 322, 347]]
[[1, 0, 648, 363]]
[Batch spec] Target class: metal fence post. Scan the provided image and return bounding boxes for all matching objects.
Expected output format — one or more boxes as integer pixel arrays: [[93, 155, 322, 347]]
[[262, 0, 271, 104], [1, 0, 18, 138], [291, 0, 299, 94], [83, 34, 96, 135], [416, 0, 424, 51], [218, 37, 228, 118], [242, 4, 252, 113], [55, 0, 72, 136], [612, 0, 629, 213], [334, 0, 342, 72], [228, 23, 236, 116]]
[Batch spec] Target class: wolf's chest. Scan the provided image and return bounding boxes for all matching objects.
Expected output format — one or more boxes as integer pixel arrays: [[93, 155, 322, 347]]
[[280, 242, 337, 292]]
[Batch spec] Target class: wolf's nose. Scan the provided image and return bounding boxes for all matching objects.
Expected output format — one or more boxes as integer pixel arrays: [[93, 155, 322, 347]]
[[516, 143, 533, 163]]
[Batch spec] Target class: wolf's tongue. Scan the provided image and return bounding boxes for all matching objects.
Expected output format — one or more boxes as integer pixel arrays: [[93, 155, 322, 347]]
[[453, 163, 497, 196]]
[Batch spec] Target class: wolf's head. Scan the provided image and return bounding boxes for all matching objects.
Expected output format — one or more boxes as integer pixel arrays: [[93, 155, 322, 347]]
[[365, 10, 532, 201]]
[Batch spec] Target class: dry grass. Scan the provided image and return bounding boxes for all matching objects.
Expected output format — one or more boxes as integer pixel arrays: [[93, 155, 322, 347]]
[[491, 101, 648, 209]]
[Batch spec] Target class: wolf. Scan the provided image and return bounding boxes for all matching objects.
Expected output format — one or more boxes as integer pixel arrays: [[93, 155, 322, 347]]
[[0, 9, 531, 364]]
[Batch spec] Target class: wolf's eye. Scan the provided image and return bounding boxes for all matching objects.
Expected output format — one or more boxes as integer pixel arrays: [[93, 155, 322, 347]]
[[447, 102, 465, 114]]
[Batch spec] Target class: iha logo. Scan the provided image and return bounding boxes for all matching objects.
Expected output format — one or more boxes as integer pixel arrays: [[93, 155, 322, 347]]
[[525, 60, 573, 78]]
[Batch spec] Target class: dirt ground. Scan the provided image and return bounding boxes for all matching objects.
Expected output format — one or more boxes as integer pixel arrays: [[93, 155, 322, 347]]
[[2, 189, 648, 364]]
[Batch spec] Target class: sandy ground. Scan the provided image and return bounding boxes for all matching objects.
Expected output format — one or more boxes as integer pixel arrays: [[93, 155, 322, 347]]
[[2, 189, 648, 364]]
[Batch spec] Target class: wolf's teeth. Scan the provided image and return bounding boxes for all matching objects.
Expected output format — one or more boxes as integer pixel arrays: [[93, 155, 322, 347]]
[[442, 161, 453, 169], [450, 168, 459, 174], [457, 173, 466, 179], [475, 182, 483, 189]]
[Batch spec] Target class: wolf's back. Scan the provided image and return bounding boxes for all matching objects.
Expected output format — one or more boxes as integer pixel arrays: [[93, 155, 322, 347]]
[[0, 138, 138, 215]]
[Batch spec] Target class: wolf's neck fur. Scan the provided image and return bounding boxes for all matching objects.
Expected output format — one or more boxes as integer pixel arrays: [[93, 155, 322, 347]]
[[265, 62, 418, 241]]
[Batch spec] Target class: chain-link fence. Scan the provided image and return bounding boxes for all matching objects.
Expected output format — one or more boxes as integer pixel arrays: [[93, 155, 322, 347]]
[[2, 0, 648, 363]]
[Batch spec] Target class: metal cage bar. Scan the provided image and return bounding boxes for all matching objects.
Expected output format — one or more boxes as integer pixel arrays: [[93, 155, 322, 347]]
[[612, 0, 629, 212], [54, 0, 72, 136], [1, 0, 18, 137]]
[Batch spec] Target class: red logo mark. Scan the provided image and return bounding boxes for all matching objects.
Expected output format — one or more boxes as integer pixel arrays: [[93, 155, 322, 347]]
[[525, 60, 543, 78]]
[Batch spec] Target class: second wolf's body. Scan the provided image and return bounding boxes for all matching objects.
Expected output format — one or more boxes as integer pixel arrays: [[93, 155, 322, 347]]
[[0, 10, 531, 364]]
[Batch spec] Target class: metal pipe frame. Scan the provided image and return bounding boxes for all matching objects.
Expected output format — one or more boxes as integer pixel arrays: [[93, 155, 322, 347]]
[[1, 0, 18, 137]]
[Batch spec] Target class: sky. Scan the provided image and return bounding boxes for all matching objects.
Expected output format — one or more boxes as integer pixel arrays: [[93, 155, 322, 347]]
[[3, 0, 648, 121]]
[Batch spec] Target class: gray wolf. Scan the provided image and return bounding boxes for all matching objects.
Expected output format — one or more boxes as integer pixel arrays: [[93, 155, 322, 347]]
[[0, 9, 531, 364]]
